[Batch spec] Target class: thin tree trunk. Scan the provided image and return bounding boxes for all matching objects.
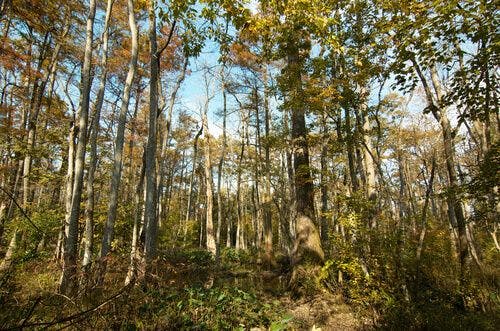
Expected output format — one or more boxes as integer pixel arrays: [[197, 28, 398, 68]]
[[22, 32, 50, 209], [0, 229, 20, 272], [184, 127, 203, 242], [125, 148, 146, 285], [236, 112, 246, 250], [345, 106, 358, 193], [416, 155, 436, 262], [226, 178, 232, 248], [262, 67, 274, 267], [157, 57, 188, 223], [320, 113, 329, 246], [202, 91, 216, 256], [412, 59, 470, 278], [216, 64, 227, 259], [252, 88, 262, 251]]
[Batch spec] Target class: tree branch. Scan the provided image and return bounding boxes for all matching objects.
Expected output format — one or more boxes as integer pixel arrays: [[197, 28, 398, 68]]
[[156, 20, 176, 58], [0, 186, 43, 235]]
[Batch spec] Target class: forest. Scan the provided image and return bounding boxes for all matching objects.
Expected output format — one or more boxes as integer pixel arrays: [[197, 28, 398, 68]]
[[0, 0, 498, 329]]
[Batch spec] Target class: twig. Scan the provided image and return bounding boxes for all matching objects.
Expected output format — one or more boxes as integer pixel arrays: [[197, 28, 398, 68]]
[[0, 186, 44, 235], [2, 284, 133, 330], [19, 297, 42, 328]]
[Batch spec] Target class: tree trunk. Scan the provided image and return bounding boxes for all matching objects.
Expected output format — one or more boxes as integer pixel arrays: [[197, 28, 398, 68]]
[[360, 87, 377, 228], [99, 0, 138, 282], [0, 229, 20, 272], [82, 0, 113, 276], [286, 39, 324, 294], [236, 111, 246, 250], [416, 155, 436, 262], [143, 0, 159, 282], [216, 64, 227, 259], [184, 127, 203, 243], [202, 94, 216, 256], [125, 148, 146, 285], [158, 57, 188, 231], [412, 59, 469, 278], [262, 67, 275, 267], [59, 0, 96, 296], [320, 113, 329, 246], [345, 106, 359, 193]]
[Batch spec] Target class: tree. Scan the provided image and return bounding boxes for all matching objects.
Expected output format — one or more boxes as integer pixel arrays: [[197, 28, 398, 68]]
[[82, 0, 114, 273], [99, 0, 138, 283], [59, 0, 96, 296], [143, 0, 160, 282]]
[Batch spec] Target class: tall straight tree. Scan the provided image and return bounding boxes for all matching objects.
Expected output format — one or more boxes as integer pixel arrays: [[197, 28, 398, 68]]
[[143, 0, 159, 281], [201, 73, 216, 256], [82, 0, 114, 274], [99, 0, 138, 282], [262, 65, 275, 267], [59, 0, 96, 296], [216, 67, 227, 258]]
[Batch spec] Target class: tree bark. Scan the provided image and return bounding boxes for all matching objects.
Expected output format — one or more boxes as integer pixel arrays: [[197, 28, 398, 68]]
[[184, 127, 203, 243], [0, 229, 20, 272], [216, 64, 227, 258], [236, 110, 247, 250], [99, 0, 137, 281], [262, 66, 275, 267], [125, 148, 146, 285], [320, 113, 329, 246], [143, 0, 159, 282], [59, 0, 96, 296], [286, 38, 324, 294], [202, 85, 216, 256], [82, 0, 114, 275]]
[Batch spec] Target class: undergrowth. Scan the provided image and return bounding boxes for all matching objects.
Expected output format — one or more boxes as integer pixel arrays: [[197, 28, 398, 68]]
[[0, 248, 290, 330]]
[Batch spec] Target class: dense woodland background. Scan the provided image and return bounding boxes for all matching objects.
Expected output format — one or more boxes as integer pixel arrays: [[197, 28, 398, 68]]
[[0, 0, 498, 329]]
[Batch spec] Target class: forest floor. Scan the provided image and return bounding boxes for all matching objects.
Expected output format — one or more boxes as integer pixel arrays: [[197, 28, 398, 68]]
[[169, 262, 372, 330], [2, 247, 497, 330], [0, 248, 375, 330]]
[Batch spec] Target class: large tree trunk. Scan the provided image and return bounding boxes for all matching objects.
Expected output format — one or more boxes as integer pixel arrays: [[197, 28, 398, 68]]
[[286, 40, 324, 294], [143, 0, 159, 282], [59, 0, 96, 296], [99, 0, 138, 282]]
